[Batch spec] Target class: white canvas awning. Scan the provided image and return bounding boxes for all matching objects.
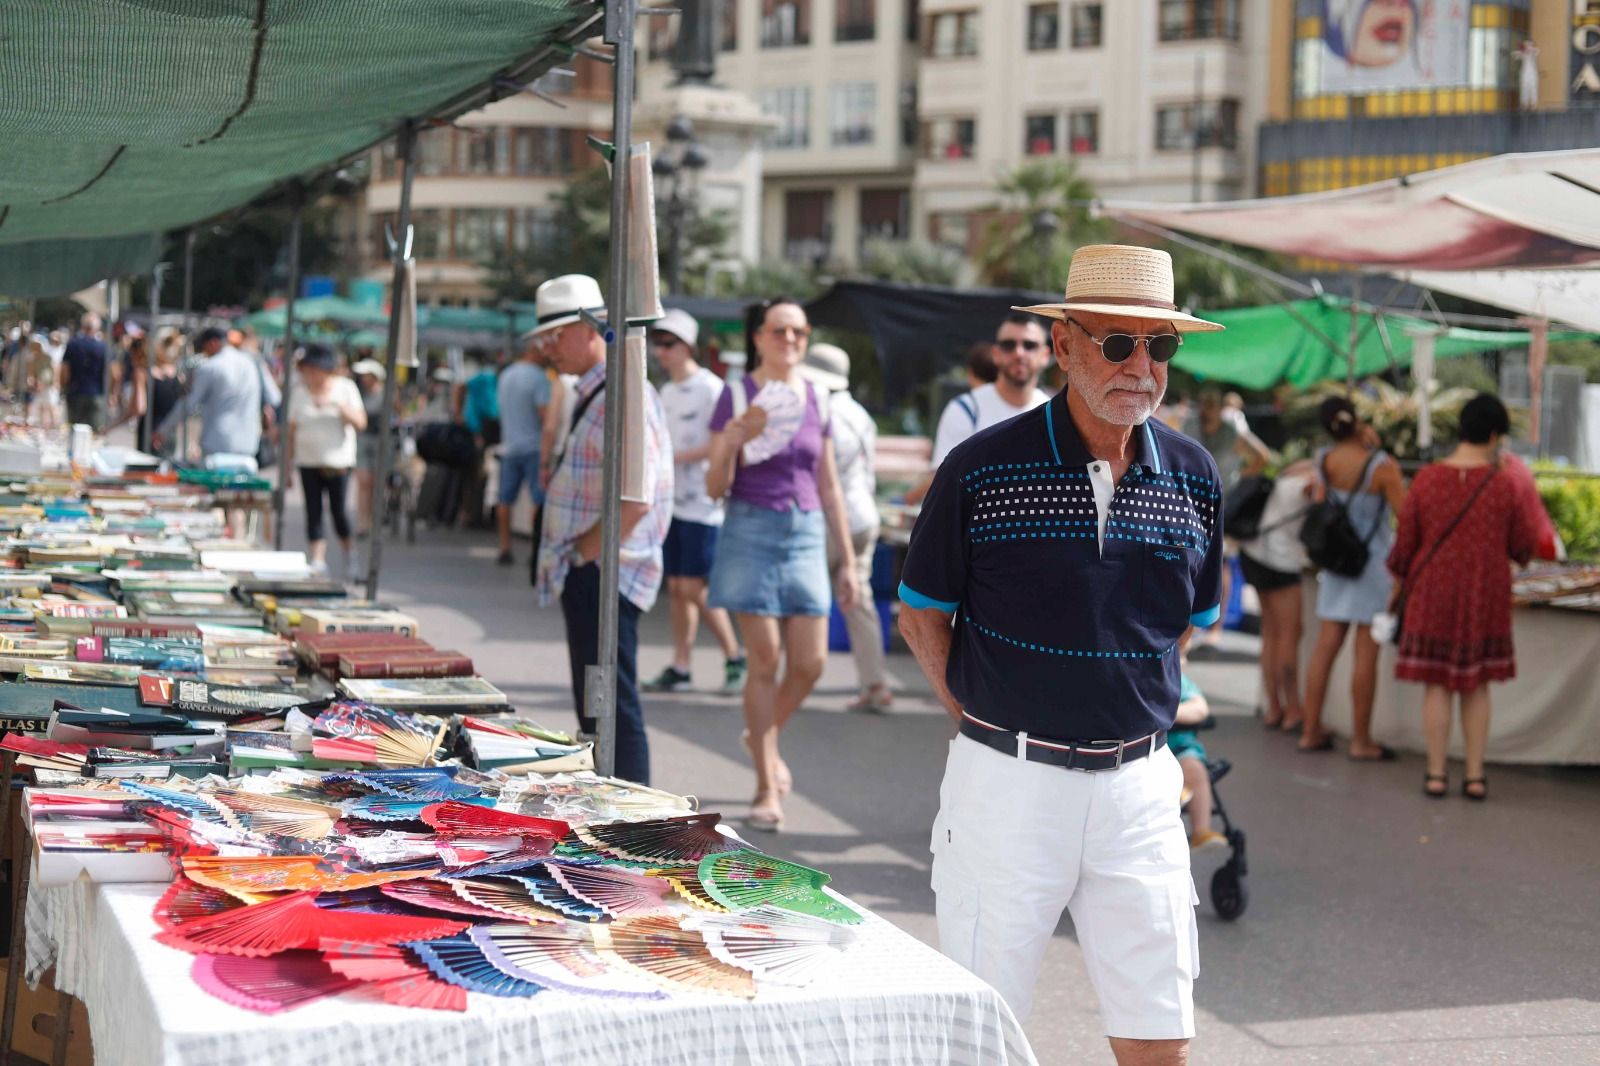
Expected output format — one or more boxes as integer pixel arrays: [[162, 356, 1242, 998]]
[[1099, 148, 1600, 272], [1395, 269, 1600, 333]]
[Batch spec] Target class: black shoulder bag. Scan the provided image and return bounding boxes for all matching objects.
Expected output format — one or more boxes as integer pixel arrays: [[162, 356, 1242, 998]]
[[1299, 451, 1384, 578], [1223, 474, 1275, 540], [1391, 469, 1498, 643], [529, 381, 605, 587]]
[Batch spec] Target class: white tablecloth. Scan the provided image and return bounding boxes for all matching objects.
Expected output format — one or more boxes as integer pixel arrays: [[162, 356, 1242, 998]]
[[26, 879, 1037, 1066], [1299, 577, 1600, 764]]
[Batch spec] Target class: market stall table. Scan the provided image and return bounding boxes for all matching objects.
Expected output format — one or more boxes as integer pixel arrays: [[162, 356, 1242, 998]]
[[1298, 577, 1600, 765], [25, 878, 1036, 1066]]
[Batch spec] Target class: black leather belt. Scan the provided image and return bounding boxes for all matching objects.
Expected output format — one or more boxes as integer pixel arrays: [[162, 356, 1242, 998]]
[[959, 713, 1166, 773]]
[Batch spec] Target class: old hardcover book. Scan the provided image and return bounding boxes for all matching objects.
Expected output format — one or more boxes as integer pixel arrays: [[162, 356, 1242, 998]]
[[172, 679, 326, 721], [335, 651, 474, 679], [296, 632, 432, 669], [337, 676, 507, 708], [37, 618, 203, 639], [295, 609, 420, 637]]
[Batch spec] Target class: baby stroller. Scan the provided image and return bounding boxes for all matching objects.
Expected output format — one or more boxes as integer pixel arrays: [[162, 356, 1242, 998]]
[[1182, 718, 1249, 921]]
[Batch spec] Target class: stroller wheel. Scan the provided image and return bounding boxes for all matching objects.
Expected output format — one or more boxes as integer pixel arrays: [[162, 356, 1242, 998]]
[[1210, 863, 1248, 921]]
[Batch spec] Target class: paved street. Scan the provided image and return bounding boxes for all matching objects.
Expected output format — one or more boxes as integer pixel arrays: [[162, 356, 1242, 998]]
[[309, 513, 1600, 1065]]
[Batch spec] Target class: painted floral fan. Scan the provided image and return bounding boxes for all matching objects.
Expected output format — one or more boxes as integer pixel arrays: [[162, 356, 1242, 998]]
[[420, 800, 569, 840], [698, 850, 862, 925], [684, 905, 858, 987], [546, 862, 677, 919], [344, 795, 494, 824], [153, 876, 247, 931], [182, 855, 430, 899], [443, 878, 569, 924], [322, 944, 467, 1012], [156, 891, 468, 957], [468, 923, 663, 999], [593, 916, 755, 999], [652, 867, 730, 912], [208, 789, 341, 840], [324, 768, 480, 802], [407, 933, 545, 998], [192, 951, 357, 1013], [379, 879, 513, 921], [573, 813, 741, 865], [311, 703, 444, 767]]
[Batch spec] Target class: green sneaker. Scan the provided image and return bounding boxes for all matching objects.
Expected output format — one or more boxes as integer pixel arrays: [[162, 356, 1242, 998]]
[[643, 666, 692, 692], [719, 657, 747, 696]]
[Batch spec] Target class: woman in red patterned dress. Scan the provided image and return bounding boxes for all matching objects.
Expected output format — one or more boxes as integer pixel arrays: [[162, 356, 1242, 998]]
[[1387, 395, 1536, 802]]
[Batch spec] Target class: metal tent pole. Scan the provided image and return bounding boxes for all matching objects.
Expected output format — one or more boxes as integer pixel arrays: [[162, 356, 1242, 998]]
[[143, 264, 163, 455], [589, 0, 637, 779], [366, 121, 418, 600], [180, 230, 195, 462], [1346, 276, 1360, 389], [273, 183, 304, 549]]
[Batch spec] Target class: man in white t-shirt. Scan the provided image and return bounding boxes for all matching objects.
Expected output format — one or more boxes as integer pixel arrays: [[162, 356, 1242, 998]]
[[907, 315, 1053, 504], [641, 310, 746, 696]]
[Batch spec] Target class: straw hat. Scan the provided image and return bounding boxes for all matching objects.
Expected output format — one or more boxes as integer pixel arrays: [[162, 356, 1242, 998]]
[[798, 343, 850, 393], [1013, 244, 1224, 334]]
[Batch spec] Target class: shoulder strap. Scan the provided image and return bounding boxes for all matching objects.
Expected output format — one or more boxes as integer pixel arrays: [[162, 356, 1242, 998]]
[[955, 392, 978, 427], [729, 376, 748, 418], [1402, 469, 1499, 587], [810, 379, 829, 428], [549, 380, 605, 479]]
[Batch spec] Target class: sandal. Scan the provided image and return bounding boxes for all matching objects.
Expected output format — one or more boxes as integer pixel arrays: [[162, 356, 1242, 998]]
[[1298, 733, 1334, 753], [1423, 773, 1448, 798], [746, 802, 784, 833], [741, 731, 792, 795], [846, 686, 894, 713], [1462, 777, 1488, 802], [1348, 744, 1397, 762]]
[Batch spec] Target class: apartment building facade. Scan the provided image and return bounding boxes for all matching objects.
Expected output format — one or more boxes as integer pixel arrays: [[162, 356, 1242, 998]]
[[361, 59, 612, 306]]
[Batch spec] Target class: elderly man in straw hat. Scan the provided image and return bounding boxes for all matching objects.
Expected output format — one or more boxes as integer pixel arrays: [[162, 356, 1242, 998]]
[[899, 245, 1225, 1063]]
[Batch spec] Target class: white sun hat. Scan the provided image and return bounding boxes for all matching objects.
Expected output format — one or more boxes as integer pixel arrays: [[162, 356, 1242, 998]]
[[1012, 244, 1224, 333], [523, 274, 607, 339], [797, 343, 850, 393]]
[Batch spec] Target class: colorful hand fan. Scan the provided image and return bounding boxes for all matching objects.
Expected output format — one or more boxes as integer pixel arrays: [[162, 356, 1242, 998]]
[[741, 381, 806, 466], [344, 795, 494, 823], [380, 879, 512, 920], [324, 768, 480, 802], [321, 944, 469, 1011], [445, 838, 557, 877], [192, 951, 357, 1013], [503, 868, 605, 921], [120, 781, 229, 824], [468, 923, 664, 999], [208, 789, 340, 840], [182, 855, 431, 898], [420, 801, 569, 840], [311, 888, 420, 915], [321, 943, 418, 982], [697, 850, 862, 925], [684, 905, 857, 987], [652, 867, 730, 912], [311, 702, 443, 767], [407, 934, 545, 998], [592, 917, 755, 999], [444, 878, 570, 924], [573, 813, 740, 864], [545, 863, 676, 919], [369, 970, 467, 1011], [156, 891, 468, 957], [153, 876, 247, 931]]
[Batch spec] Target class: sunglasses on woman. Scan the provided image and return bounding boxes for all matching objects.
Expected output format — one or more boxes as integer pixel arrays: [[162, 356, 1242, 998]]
[[1068, 318, 1182, 364]]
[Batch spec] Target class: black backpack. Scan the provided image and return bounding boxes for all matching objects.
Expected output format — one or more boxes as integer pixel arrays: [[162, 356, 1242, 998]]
[[1299, 452, 1385, 578]]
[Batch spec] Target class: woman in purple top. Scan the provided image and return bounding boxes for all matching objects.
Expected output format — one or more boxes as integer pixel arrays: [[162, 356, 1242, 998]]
[[706, 298, 860, 832]]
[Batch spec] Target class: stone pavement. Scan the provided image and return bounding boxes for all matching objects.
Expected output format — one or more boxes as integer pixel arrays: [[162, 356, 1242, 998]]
[[307, 513, 1599, 1066]]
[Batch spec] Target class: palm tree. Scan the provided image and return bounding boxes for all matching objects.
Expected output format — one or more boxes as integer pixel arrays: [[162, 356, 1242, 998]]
[[974, 160, 1106, 292]]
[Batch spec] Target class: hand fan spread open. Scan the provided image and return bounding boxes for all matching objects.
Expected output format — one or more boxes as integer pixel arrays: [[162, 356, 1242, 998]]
[[193, 951, 357, 1013], [445, 838, 557, 878], [500, 868, 604, 922], [321, 942, 418, 981], [684, 906, 858, 987], [379, 879, 512, 920], [369, 970, 468, 1012], [741, 381, 806, 466], [545, 863, 676, 919], [325, 768, 479, 802], [420, 801, 569, 840], [153, 876, 247, 931], [652, 867, 730, 912], [320, 944, 469, 1011], [444, 878, 569, 924], [120, 782, 229, 824], [208, 789, 341, 840], [312, 703, 443, 767], [157, 891, 468, 957], [468, 923, 664, 999], [344, 795, 494, 823], [183, 855, 431, 898], [698, 851, 862, 925], [593, 917, 755, 999], [407, 934, 545, 998], [573, 813, 740, 865]]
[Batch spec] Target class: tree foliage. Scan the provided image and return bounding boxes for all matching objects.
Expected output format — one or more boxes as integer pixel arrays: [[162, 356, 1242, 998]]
[[974, 160, 1105, 292], [149, 202, 345, 312], [857, 239, 963, 287]]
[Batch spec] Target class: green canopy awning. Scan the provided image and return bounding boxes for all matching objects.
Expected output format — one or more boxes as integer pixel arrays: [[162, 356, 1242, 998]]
[[243, 297, 390, 336], [0, 0, 600, 292], [1175, 296, 1593, 389]]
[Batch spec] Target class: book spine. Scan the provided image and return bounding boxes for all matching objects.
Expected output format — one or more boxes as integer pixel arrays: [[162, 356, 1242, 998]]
[[0, 717, 51, 735], [336, 654, 474, 679]]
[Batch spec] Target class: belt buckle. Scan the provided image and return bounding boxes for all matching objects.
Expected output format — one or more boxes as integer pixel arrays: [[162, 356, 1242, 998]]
[[1080, 738, 1125, 772]]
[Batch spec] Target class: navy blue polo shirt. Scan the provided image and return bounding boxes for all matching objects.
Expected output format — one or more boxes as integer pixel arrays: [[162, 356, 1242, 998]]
[[899, 391, 1223, 741], [61, 335, 108, 397]]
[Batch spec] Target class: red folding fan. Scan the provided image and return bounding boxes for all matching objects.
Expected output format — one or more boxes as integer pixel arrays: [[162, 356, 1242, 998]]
[[192, 951, 357, 1013], [155, 891, 468, 957], [320, 944, 468, 1011], [153, 876, 247, 931], [419, 801, 569, 840], [379, 879, 512, 921]]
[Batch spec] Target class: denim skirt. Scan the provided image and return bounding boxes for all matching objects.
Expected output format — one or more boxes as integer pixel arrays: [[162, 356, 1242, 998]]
[[707, 500, 829, 617]]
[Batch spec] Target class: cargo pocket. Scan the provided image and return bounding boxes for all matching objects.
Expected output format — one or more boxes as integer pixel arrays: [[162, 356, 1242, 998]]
[[931, 833, 982, 972], [1183, 876, 1201, 981]]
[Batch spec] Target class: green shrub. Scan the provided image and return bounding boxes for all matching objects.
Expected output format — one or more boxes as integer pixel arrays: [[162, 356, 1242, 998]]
[[1535, 467, 1600, 562]]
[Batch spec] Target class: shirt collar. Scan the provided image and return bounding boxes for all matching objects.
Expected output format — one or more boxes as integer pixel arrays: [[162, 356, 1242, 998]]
[[1045, 390, 1164, 475], [575, 359, 606, 398]]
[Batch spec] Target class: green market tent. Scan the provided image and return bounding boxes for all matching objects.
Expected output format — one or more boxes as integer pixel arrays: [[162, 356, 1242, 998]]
[[0, 0, 601, 295], [243, 297, 390, 336], [1173, 296, 1591, 390]]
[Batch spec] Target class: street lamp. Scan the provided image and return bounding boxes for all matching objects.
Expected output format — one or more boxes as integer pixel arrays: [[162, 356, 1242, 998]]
[[653, 116, 709, 294]]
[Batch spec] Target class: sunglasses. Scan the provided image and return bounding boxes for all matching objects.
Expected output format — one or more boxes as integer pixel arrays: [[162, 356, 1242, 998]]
[[995, 338, 1043, 353], [1068, 318, 1182, 364], [764, 325, 812, 340], [649, 335, 682, 349]]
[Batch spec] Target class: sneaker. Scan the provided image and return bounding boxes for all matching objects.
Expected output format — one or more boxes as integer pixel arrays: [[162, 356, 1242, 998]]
[[496, 550, 514, 567], [1189, 830, 1228, 853], [644, 666, 693, 692], [719, 658, 747, 696]]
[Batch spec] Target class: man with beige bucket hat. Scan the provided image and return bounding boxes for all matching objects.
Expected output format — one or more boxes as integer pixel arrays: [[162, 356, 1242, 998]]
[[899, 245, 1226, 1064]]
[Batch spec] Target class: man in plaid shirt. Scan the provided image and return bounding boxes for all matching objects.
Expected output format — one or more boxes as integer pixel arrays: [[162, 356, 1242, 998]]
[[531, 274, 673, 785]]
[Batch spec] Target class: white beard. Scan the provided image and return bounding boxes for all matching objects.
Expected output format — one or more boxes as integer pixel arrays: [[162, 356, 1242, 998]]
[[1067, 361, 1165, 426]]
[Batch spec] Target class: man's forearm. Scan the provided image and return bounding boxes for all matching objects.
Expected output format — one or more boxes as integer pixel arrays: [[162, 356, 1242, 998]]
[[899, 606, 962, 724]]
